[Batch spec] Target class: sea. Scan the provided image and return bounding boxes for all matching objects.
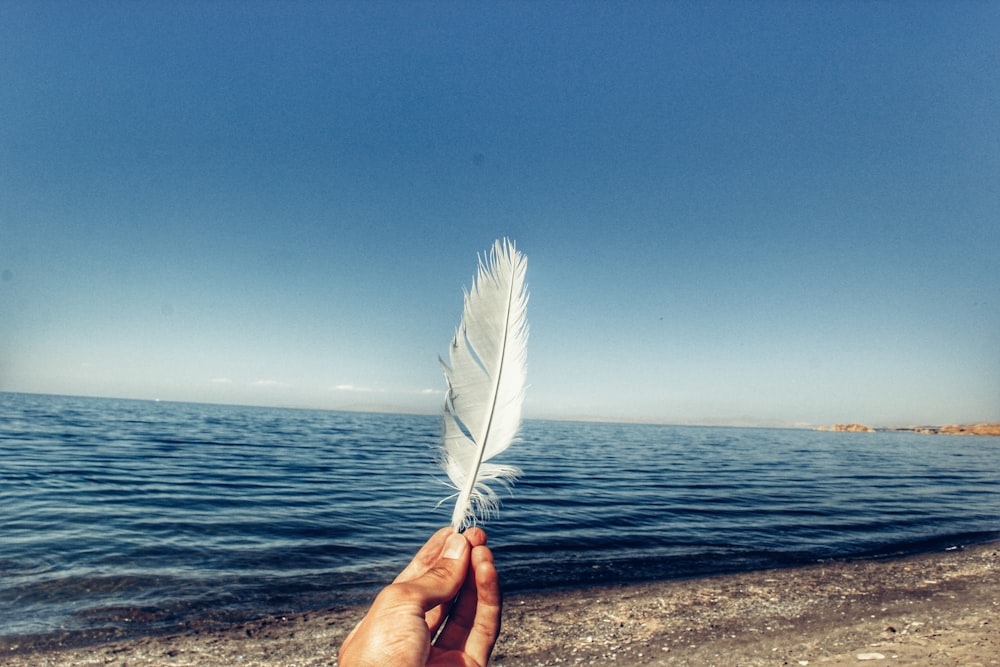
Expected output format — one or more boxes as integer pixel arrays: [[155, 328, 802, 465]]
[[2, 392, 998, 642]]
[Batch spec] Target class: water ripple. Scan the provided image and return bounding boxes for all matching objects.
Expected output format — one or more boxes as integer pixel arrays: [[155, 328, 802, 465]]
[[1, 393, 998, 638]]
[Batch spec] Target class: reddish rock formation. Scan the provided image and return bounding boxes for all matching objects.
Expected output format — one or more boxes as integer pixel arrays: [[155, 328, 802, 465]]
[[824, 423, 876, 432], [915, 423, 1000, 436], [816, 423, 1000, 436]]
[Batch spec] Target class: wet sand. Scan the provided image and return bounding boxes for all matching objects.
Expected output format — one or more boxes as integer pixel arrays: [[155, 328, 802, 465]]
[[3, 541, 997, 666]]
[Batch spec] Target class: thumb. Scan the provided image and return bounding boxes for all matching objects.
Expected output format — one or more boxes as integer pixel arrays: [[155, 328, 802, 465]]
[[401, 532, 471, 611]]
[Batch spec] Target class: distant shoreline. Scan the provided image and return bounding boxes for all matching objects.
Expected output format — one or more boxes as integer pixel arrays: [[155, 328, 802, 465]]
[[817, 422, 1000, 436]]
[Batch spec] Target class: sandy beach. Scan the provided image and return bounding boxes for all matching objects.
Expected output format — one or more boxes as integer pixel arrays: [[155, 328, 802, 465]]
[[3, 541, 996, 667]]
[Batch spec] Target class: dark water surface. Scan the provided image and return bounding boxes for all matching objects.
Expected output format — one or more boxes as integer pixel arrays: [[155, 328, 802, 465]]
[[2, 392, 998, 639]]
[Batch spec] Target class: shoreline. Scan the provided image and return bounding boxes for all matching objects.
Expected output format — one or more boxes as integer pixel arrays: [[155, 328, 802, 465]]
[[3, 541, 997, 666]]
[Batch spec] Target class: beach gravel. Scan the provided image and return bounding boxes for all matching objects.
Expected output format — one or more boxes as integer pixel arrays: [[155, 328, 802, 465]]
[[2, 542, 997, 666]]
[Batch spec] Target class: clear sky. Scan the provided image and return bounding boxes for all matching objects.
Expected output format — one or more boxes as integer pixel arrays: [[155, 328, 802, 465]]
[[2, 1, 998, 427]]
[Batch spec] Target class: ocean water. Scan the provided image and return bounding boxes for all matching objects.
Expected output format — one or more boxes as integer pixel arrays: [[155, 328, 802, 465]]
[[1, 392, 998, 640]]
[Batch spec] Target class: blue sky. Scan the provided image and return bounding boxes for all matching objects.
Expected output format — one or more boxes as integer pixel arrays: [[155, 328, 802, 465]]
[[2, 1, 998, 427]]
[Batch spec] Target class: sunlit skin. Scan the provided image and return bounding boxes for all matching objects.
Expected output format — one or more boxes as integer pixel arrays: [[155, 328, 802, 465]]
[[339, 527, 501, 667]]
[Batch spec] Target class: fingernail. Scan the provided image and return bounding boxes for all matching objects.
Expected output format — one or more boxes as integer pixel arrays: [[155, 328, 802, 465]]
[[442, 533, 466, 560]]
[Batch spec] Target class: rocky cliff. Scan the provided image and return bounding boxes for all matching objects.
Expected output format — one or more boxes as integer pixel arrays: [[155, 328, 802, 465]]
[[816, 423, 876, 432], [910, 423, 1000, 436], [816, 423, 1000, 436]]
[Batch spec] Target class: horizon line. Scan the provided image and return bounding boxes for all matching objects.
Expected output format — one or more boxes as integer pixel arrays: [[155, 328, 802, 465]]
[[3, 390, 997, 432]]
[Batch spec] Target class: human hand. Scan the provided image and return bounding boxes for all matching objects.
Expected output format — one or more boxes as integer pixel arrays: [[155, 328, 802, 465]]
[[338, 527, 501, 667]]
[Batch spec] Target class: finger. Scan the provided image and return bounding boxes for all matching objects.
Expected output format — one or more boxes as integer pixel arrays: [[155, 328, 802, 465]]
[[434, 544, 501, 665], [394, 527, 455, 584], [433, 551, 480, 648], [387, 532, 471, 613], [463, 526, 488, 548], [464, 545, 502, 663]]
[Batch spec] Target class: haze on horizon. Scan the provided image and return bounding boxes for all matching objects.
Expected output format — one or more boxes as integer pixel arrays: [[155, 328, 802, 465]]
[[2, 2, 998, 428]]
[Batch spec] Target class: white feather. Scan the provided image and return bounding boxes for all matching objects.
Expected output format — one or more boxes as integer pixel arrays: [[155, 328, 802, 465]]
[[440, 238, 528, 530]]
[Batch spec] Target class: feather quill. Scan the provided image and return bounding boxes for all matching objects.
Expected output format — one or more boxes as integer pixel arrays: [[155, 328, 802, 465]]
[[440, 238, 528, 531]]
